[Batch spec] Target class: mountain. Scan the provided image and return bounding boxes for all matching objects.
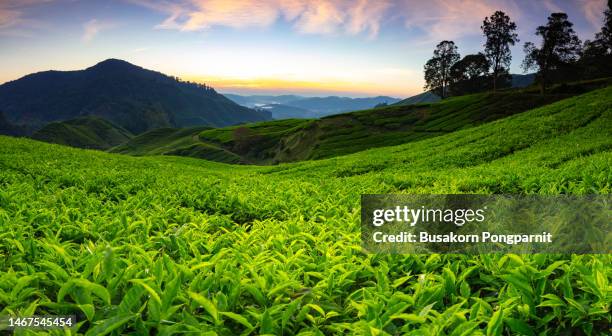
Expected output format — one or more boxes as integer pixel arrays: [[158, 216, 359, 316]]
[[395, 91, 441, 106], [0, 59, 271, 134], [225, 94, 402, 119], [31, 116, 133, 150], [284, 96, 401, 116], [0, 110, 24, 136], [223, 94, 305, 108], [257, 104, 313, 119], [511, 73, 536, 88]]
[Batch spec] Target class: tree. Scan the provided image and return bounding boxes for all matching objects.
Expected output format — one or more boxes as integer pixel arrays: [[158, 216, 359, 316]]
[[424, 41, 460, 99], [594, 0, 612, 53], [450, 53, 492, 95], [481, 11, 519, 92], [582, 1, 612, 78], [522, 13, 582, 93]]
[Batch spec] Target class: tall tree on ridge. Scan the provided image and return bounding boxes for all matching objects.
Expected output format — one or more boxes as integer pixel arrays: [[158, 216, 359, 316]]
[[424, 41, 460, 99], [481, 11, 519, 92], [522, 13, 582, 93], [582, 0, 612, 78]]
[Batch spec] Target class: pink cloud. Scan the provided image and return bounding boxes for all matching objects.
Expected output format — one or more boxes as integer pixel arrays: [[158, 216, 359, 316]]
[[129, 0, 393, 37], [578, 0, 606, 29], [398, 0, 521, 42], [0, 0, 53, 35]]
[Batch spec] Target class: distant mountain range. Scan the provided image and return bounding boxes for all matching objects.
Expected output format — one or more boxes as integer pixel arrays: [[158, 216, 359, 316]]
[[224, 94, 401, 119], [0, 59, 271, 135]]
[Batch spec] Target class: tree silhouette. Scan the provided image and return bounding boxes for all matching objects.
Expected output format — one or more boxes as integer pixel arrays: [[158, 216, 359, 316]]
[[522, 13, 582, 93], [424, 41, 460, 99], [481, 11, 519, 92], [450, 53, 492, 95], [582, 1, 612, 78]]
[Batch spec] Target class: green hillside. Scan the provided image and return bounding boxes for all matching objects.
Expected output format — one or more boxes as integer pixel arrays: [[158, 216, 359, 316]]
[[201, 91, 571, 164], [31, 116, 133, 150], [116, 91, 576, 165], [0, 87, 610, 335], [110, 126, 242, 164]]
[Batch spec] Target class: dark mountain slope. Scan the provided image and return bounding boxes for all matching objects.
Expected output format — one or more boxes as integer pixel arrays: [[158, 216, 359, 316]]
[[0, 110, 24, 136], [0, 59, 271, 134], [31, 116, 133, 149]]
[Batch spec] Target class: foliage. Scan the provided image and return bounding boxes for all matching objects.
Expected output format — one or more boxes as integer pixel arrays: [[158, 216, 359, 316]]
[[117, 91, 583, 165], [424, 41, 460, 99], [32, 116, 133, 150], [0, 87, 610, 335], [449, 53, 494, 96], [522, 13, 582, 92], [481, 11, 519, 91]]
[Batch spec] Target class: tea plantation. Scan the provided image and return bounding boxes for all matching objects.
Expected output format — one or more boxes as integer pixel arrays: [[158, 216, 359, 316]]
[[0, 87, 610, 335]]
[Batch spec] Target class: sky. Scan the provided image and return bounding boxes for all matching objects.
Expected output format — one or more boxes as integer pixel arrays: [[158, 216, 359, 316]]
[[0, 0, 607, 98]]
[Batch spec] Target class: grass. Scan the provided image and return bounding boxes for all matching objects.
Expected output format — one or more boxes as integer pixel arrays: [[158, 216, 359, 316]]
[[0, 87, 610, 335], [119, 90, 576, 165], [31, 116, 133, 150]]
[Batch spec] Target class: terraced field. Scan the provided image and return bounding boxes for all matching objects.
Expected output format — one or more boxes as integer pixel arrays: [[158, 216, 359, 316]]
[[0, 87, 610, 335], [116, 91, 576, 164]]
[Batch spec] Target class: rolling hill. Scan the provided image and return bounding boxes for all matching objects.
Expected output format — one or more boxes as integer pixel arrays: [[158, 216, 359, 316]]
[[31, 116, 133, 150], [117, 90, 575, 164], [1, 86, 610, 335], [111, 126, 242, 164], [0, 59, 271, 134]]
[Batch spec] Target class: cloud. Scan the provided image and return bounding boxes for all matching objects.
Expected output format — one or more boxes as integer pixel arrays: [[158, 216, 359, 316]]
[[397, 0, 521, 43], [82, 19, 116, 42], [128, 0, 602, 43], [128, 0, 393, 37], [0, 0, 52, 34], [578, 0, 606, 29]]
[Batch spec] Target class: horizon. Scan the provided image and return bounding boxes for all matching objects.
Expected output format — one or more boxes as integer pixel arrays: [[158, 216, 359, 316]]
[[0, 0, 607, 97]]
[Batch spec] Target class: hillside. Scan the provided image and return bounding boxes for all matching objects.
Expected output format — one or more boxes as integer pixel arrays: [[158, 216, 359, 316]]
[[31, 116, 133, 150], [0, 87, 610, 335], [110, 126, 242, 164], [117, 91, 574, 164], [0, 59, 271, 134], [190, 91, 570, 164], [0, 110, 24, 136], [396, 74, 535, 107], [395, 91, 440, 105]]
